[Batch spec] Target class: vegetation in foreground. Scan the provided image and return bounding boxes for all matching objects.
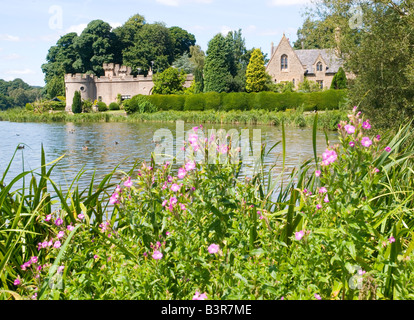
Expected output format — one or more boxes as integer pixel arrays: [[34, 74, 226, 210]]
[[1, 106, 413, 300]]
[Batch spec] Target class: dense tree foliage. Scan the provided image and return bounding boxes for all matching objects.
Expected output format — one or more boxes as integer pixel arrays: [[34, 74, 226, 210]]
[[41, 14, 196, 91], [0, 78, 43, 109], [330, 67, 347, 90], [72, 91, 82, 114], [152, 67, 187, 95], [300, 0, 414, 128]]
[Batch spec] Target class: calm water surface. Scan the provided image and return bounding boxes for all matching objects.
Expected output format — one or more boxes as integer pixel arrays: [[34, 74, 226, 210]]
[[0, 121, 338, 190]]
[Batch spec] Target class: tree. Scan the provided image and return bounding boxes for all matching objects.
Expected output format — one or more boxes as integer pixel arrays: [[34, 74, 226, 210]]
[[245, 48, 267, 93], [46, 75, 65, 99], [152, 67, 186, 95], [172, 52, 196, 74], [203, 33, 233, 93], [330, 67, 347, 89], [72, 91, 82, 114], [169, 26, 196, 60], [189, 45, 205, 93]]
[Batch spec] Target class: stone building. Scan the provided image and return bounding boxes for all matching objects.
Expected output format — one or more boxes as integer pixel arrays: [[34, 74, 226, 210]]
[[266, 34, 349, 90], [64, 63, 194, 111]]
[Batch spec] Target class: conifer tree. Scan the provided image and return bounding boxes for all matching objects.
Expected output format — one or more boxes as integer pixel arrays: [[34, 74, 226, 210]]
[[72, 91, 82, 114], [245, 48, 267, 93], [330, 67, 347, 89]]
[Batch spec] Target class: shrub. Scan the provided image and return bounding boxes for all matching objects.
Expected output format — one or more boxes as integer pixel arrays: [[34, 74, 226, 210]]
[[109, 102, 120, 111], [148, 94, 185, 111], [97, 101, 108, 112], [25, 103, 34, 111], [72, 91, 82, 114], [125, 95, 157, 114], [222, 92, 249, 111], [82, 99, 93, 113], [184, 94, 205, 111], [204, 92, 222, 111]]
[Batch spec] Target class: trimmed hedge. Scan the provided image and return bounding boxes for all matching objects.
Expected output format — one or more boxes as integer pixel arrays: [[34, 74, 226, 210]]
[[127, 90, 347, 114], [109, 102, 120, 110]]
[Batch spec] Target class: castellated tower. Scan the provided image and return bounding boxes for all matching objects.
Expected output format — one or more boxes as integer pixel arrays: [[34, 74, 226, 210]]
[[64, 73, 97, 112]]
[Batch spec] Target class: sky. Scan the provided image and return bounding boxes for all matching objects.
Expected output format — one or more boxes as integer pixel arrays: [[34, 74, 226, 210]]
[[0, 0, 313, 87]]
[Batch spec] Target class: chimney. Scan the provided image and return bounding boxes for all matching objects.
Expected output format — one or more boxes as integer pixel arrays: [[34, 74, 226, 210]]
[[271, 42, 274, 56]]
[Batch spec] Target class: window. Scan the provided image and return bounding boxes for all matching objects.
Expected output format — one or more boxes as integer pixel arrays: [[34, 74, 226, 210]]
[[316, 80, 324, 89], [281, 55, 288, 70], [292, 79, 295, 87], [316, 62, 323, 72], [121, 95, 131, 101]]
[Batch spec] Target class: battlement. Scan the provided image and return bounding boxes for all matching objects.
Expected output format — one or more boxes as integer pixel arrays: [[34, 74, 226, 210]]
[[65, 73, 96, 82]]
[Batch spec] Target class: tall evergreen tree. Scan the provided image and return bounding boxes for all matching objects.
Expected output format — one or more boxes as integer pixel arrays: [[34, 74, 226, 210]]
[[245, 48, 267, 93], [72, 91, 82, 114], [330, 67, 347, 89], [203, 33, 233, 93]]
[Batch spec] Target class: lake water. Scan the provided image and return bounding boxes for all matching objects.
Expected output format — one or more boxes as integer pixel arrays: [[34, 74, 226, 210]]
[[0, 121, 338, 191]]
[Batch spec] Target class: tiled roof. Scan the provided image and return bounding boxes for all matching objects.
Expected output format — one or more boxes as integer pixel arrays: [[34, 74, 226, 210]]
[[294, 49, 343, 74]]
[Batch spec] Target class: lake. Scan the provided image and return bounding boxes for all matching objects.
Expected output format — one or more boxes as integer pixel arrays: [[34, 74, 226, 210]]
[[0, 121, 338, 191]]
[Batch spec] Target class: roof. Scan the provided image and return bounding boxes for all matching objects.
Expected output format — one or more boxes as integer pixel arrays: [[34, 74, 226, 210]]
[[294, 49, 343, 74]]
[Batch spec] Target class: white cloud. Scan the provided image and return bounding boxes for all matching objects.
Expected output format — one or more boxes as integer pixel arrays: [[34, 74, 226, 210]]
[[220, 25, 234, 36], [156, 0, 213, 6], [1, 53, 21, 60], [6, 69, 35, 75], [0, 34, 20, 42], [110, 22, 123, 30], [66, 23, 88, 35], [268, 0, 312, 6]]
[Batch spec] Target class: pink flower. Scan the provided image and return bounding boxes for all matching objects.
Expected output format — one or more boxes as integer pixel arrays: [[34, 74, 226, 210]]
[[189, 134, 198, 146], [170, 197, 178, 205], [124, 177, 133, 188], [374, 168, 380, 173], [389, 236, 396, 243], [162, 200, 168, 207], [178, 168, 187, 179], [353, 106, 358, 112], [171, 184, 180, 192], [361, 137, 372, 148], [45, 214, 52, 222], [94, 254, 98, 260], [314, 293, 322, 300], [167, 175, 173, 183], [315, 170, 321, 177], [208, 244, 219, 254], [218, 144, 228, 154], [295, 230, 305, 241], [385, 146, 391, 152], [358, 270, 366, 276], [57, 266, 64, 273], [362, 121, 371, 130], [185, 161, 196, 171], [54, 241, 61, 249], [41, 241, 48, 249], [166, 231, 170, 236], [324, 194, 329, 203], [376, 135, 381, 141], [55, 217, 63, 226], [67, 225, 74, 231], [31, 256, 38, 264], [319, 187, 327, 194], [14, 278, 21, 286], [109, 192, 120, 205], [344, 124, 356, 134], [77, 213, 85, 220], [349, 141, 355, 147], [321, 149, 337, 166], [179, 203, 187, 211], [192, 291, 208, 300], [152, 250, 163, 260], [316, 204, 322, 210]]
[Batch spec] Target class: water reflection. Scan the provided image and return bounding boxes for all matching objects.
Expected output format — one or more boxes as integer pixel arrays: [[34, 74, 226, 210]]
[[0, 121, 338, 191]]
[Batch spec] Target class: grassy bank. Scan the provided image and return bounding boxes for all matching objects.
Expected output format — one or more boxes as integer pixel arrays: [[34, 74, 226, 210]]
[[0, 108, 348, 130]]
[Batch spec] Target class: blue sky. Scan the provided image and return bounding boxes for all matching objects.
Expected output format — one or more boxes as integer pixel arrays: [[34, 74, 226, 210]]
[[0, 0, 312, 86]]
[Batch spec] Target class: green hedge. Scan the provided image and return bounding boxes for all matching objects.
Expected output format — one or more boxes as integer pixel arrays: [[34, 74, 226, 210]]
[[127, 90, 347, 114]]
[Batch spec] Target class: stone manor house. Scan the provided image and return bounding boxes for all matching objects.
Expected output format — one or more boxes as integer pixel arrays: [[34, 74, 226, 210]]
[[265, 34, 349, 90], [64, 35, 347, 111]]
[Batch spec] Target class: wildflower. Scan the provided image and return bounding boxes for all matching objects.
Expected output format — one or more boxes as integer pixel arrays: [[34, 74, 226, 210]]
[[152, 250, 163, 260], [192, 291, 208, 300], [314, 293, 322, 300], [376, 135, 381, 141], [189, 134, 198, 146], [192, 126, 199, 132], [171, 184, 180, 192], [178, 168, 187, 179], [362, 120, 371, 130], [385, 146, 392, 153], [257, 211, 264, 220], [47, 239, 53, 247], [321, 149, 337, 166], [179, 203, 187, 211], [41, 241, 48, 249], [45, 214, 52, 222], [358, 270, 366, 276], [361, 137, 372, 148], [55, 217, 63, 226], [57, 266, 64, 273], [315, 170, 321, 177], [67, 225, 74, 231], [109, 192, 120, 205], [170, 197, 178, 205], [37, 265, 42, 271], [349, 141, 355, 147], [318, 187, 327, 194], [344, 124, 356, 134], [208, 244, 220, 254], [316, 204, 322, 210], [78, 213, 85, 220], [389, 236, 396, 243], [31, 256, 38, 264], [94, 255, 98, 260], [21, 264, 27, 271], [162, 200, 168, 207], [31, 293, 37, 300], [185, 161, 196, 171], [167, 175, 173, 183], [295, 230, 305, 241], [124, 177, 133, 188], [353, 106, 358, 112], [143, 252, 148, 257], [374, 168, 380, 173], [54, 241, 61, 249], [166, 231, 170, 236], [14, 278, 21, 286], [324, 194, 329, 203], [218, 144, 228, 154]]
